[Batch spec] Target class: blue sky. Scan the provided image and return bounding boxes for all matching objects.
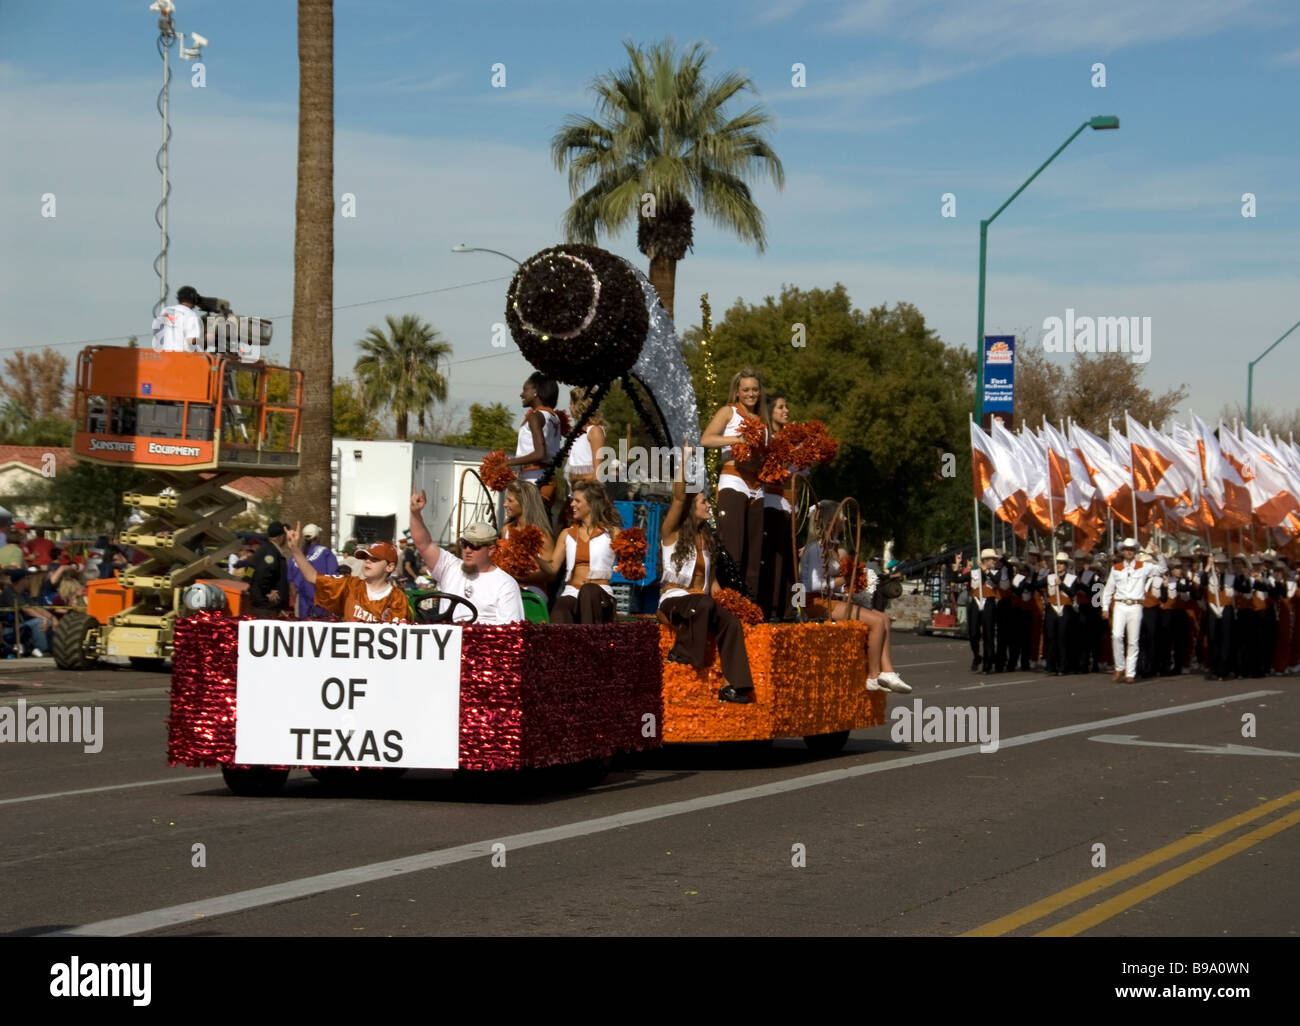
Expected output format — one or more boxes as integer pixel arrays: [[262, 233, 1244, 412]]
[[2, 0, 1298, 431]]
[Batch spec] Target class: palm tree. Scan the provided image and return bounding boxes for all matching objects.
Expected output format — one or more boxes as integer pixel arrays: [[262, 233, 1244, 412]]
[[280, 0, 334, 534], [551, 39, 784, 320], [354, 315, 452, 440]]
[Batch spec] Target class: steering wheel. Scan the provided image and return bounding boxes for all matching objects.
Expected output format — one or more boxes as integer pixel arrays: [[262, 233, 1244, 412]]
[[412, 590, 479, 625]]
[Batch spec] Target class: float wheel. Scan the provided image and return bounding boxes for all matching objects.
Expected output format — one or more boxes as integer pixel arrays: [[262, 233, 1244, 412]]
[[53, 611, 98, 670], [221, 765, 289, 796], [803, 730, 851, 755]]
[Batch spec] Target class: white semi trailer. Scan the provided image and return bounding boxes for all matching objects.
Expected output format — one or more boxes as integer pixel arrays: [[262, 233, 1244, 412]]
[[330, 439, 501, 550]]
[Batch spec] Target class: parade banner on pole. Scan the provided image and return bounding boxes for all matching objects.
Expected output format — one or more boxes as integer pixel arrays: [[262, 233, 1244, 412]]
[[234, 621, 462, 769], [982, 335, 1015, 427]]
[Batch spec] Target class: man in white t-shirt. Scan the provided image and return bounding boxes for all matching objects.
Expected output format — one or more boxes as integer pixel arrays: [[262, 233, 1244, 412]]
[[152, 285, 205, 353], [408, 490, 524, 625]]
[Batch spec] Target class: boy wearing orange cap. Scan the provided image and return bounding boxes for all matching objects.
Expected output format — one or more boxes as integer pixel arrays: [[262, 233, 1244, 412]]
[[284, 522, 408, 623]]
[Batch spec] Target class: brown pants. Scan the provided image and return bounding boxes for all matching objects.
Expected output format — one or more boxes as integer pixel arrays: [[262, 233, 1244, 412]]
[[551, 583, 614, 624], [659, 593, 754, 691], [759, 507, 795, 620], [716, 488, 764, 599]]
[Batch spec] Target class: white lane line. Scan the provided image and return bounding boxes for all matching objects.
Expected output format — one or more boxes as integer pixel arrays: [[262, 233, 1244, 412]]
[[46, 688, 1280, 938], [0, 774, 223, 807], [956, 677, 1039, 690], [0, 688, 169, 706], [893, 660, 954, 668]]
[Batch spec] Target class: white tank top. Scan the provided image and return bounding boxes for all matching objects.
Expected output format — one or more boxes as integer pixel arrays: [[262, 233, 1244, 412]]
[[659, 537, 711, 602], [718, 405, 765, 500], [516, 409, 561, 484], [561, 527, 615, 598], [566, 425, 597, 484]]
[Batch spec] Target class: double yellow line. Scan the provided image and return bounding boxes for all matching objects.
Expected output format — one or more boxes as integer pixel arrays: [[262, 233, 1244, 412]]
[[964, 788, 1300, 937]]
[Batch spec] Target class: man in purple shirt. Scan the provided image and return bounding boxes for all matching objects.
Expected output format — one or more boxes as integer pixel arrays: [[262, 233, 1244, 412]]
[[285, 523, 339, 618]]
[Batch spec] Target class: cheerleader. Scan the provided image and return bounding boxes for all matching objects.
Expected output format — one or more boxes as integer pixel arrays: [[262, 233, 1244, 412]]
[[700, 367, 769, 598], [799, 499, 911, 694], [564, 385, 607, 488], [506, 372, 563, 509], [657, 450, 756, 704], [501, 479, 557, 603], [758, 392, 797, 621], [543, 481, 622, 624]]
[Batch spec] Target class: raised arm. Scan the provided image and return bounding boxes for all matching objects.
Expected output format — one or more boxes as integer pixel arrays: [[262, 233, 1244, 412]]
[[409, 489, 443, 568], [506, 410, 545, 468], [283, 522, 317, 585], [661, 447, 694, 541]]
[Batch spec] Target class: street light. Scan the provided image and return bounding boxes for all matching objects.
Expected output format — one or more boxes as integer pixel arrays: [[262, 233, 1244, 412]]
[[974, 115, 1120, 424], [1247, 318, 1300, 430], [451, 243, 521, 266]]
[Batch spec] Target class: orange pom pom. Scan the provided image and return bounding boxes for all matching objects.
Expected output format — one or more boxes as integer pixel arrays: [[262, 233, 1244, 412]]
[[612, 527, 648, 582], [480, 450, 516, 492], [494, 525, 543, 580], [838, 555, 868, 594], [731, 416, 768, 465], [713, 587, 764, 625]]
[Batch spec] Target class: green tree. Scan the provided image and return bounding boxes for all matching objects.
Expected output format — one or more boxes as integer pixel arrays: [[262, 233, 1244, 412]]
[[1013, 345, 1188, 433], [354, 314, 451, 441], [552, 38, 784, 319], [332, 377, 380, 437], [43, 462, 152, 535], [442, 402, 516, 450], [280, 0, 335, 536], [685, 284, 975, 554]]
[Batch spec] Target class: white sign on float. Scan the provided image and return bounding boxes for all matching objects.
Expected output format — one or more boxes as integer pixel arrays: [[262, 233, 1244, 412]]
[[234, 621, 462, 769]]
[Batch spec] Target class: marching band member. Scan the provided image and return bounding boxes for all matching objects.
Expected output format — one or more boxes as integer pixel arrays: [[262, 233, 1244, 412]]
[[969, 548, 1000, 673], [1203, 550, 1234, 680], [1043, 552, 1075, 676], [700, 368, 769, 599], [1230, 554, 1259, 679], [1101, 538, 1159, 683]]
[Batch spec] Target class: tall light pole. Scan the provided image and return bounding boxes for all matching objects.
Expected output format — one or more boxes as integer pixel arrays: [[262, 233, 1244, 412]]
[[451, 243, 521, 266], [974, 115, 1119, 425], [149, 1, 207, 318], [1247, 319, 1300, 430]]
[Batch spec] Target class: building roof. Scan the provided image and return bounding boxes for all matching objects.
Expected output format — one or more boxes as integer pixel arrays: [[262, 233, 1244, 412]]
[[225, 476, 280, 501], [0, 445, 77, 472]]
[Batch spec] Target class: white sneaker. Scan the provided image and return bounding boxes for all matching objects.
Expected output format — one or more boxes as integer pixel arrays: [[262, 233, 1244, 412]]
[[31, 648, 43, 658], [866, 677, 888, 691], [878, 671, 912, 694]]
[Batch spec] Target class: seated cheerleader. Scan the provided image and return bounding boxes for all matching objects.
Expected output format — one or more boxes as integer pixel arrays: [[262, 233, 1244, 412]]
[[799, 499, 912, 694], [657, 451, 756, 704], [501, 479, 557, 603], [542, 481, 621, 624]]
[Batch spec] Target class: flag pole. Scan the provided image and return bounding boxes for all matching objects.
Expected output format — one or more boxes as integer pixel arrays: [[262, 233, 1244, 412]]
[[971, 415, 981, 560]]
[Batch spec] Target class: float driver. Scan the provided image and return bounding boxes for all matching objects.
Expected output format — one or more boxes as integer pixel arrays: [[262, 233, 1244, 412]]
[[409, 490, 524, 625], [284, 522, 409, 623]]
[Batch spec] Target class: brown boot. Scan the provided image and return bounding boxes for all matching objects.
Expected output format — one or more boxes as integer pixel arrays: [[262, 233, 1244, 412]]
[[1111, 669, 1123, 682]]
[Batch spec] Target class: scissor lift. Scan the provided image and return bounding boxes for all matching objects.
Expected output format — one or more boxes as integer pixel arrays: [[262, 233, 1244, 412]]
[[54, 345, 303, 668]]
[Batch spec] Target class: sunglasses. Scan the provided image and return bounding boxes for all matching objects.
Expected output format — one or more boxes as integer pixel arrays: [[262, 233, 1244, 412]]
[[459, 540, 488, 552]]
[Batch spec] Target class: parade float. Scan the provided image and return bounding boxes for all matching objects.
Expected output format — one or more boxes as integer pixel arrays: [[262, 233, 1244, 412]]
[[162, 246, 886, 795]]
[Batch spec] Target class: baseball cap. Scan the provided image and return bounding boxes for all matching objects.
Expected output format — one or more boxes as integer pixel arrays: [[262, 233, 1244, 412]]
[[355, 541, 398, 564], [301, 523, 322, 540], [460, 522, 498, 547]]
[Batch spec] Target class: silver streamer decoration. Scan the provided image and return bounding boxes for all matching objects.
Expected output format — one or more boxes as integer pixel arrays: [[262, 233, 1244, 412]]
[[624, 261, 700, 451]]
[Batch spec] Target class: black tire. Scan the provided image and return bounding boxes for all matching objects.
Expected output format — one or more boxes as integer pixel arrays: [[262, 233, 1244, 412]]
[[558, 756, 612, 791], [803, 730, 851, 755], [129, 656, 168, 672], [53, 611, 98, 670], [221, 765, 289, 796]]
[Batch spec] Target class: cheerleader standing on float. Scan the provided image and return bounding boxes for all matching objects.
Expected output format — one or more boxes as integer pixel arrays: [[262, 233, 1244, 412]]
[[658, 449, 756, 704], [506, 372, 563, 510], [700, 368, 769, 598], [501, 479, 557, 604], [759, 392, 798, 621], [799, 499, 911, 694], [541, 481, 622, 624], [564, 385, 607, 487]]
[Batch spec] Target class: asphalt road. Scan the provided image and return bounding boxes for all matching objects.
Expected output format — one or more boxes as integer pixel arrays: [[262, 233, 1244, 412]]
[[2, 636, 1297, 938]]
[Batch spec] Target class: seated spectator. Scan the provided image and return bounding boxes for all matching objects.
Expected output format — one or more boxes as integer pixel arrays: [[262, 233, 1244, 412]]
[[284, 523, 407, 623], [1, 568, 55, 656], [409, 490, 524, 625]]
